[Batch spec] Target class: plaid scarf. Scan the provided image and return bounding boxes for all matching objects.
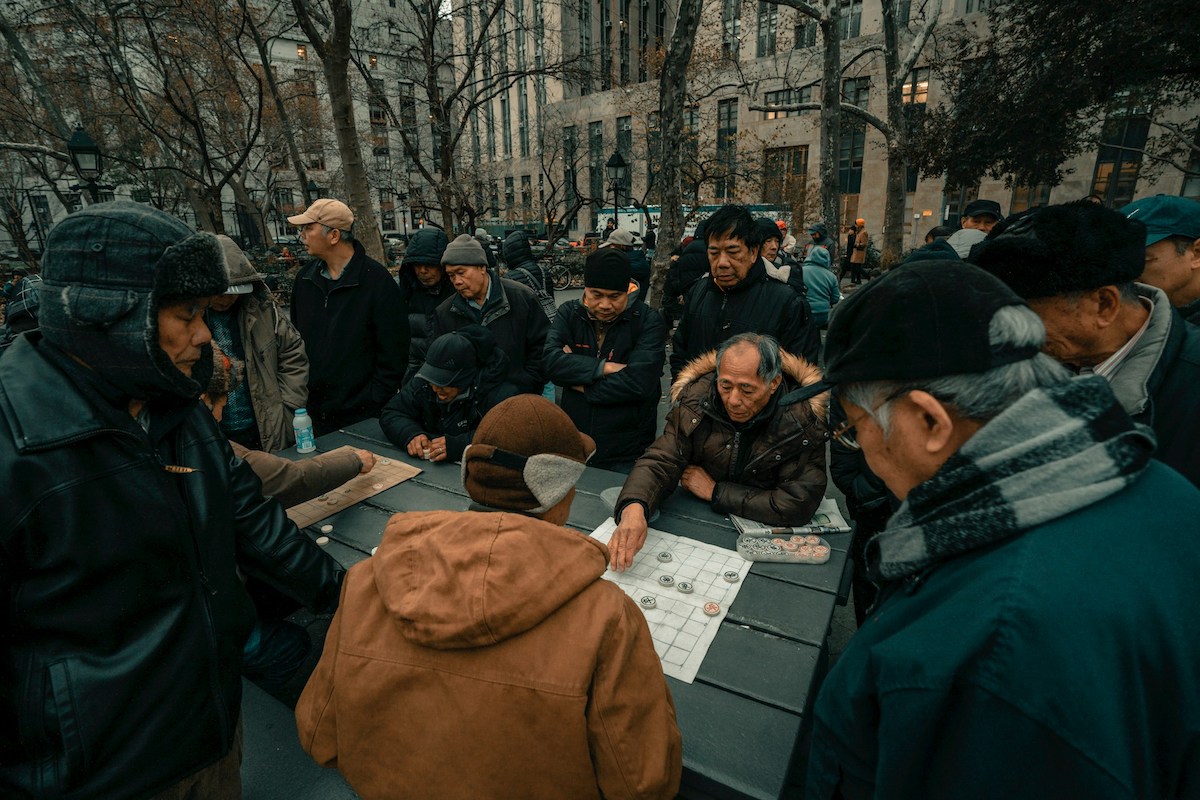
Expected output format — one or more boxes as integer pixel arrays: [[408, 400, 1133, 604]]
[[868, 375, 1155, 581]]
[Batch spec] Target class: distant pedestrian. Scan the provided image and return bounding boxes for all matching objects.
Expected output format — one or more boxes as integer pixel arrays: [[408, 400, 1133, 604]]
[[849, 218, 869, 284], [397, 227, 451, 381]]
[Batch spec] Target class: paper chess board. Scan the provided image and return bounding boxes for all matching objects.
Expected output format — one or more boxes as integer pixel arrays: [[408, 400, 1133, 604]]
[[286, 455, 421, 529]]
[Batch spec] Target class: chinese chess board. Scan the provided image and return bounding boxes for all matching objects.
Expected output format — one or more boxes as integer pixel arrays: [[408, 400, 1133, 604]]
[[591, 519, 751, 683], [286, 455, 421, 529]]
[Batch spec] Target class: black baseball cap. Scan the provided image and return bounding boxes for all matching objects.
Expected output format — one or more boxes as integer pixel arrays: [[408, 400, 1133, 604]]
[[824, 260, 1039, 384], [415, 331, 478, 388], [962, 199, 1002, 220]]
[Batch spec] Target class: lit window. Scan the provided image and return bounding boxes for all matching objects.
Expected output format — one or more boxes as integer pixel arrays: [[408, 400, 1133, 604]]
[[297, 44, 307, 59], [369, 54, 378, 69]]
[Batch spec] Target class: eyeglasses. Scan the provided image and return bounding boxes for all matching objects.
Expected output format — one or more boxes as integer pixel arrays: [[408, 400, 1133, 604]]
[[831, 420, 860, 451]]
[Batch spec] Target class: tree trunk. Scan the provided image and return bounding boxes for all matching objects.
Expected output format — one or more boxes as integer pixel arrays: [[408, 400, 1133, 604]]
[[651, 0, 705, 310], [879, 0, 905, 268], [881, 140, 907, 267], [818, 0, 842, 256]]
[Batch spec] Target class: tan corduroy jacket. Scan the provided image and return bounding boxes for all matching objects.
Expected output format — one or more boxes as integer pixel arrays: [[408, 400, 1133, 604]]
[[295, 509, 682, 800]]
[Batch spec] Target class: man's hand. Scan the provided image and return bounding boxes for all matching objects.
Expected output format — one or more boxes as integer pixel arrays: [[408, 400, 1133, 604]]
[[406, 434, 432, 458], [428, 436, 449, 463], [610, 503, 649, 572], [601, 361, 627, 375], [562, 344, 573, 353], [351, 448, 376, 474], [681, 466, 716, 502]]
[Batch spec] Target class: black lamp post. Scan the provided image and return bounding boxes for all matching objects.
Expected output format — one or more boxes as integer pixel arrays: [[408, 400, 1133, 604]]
[[67, 126, 104, 204], [605, 151, 627, 232], [398, 191, 408, 238]]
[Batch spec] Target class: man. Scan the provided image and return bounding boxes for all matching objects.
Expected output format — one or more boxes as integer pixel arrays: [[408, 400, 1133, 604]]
[[1, 266, 25, 300], [756, 217, 804, 296], [1121, 194, 1200, 323], [289, 198, 409, 434], [0, 269, 41, 354], [296, 395, 683, 799], [610, 332, 828, 570], [841, 223, 856, 282], [601, 227, 650, 290], [432, 233, 549, 394], [802, 222, 836, 261], [973, 201, 1200, 487], [663, 221, 709, 327], [670, 204, 820, 379], [207, 235, 309, 452], [543, 248, 667, 472], [380, 325, 517, 462], [502, 230, 557, 320], [801, 247, 841, 328], [0, 202, 344, 798], [397, 227, 451, 381], [644, 222, 657, 257], [960, 198, 1003, 232], [849, 217, 869, 284], [807, 259, 1200, 798], [778, 219, 798, 255]]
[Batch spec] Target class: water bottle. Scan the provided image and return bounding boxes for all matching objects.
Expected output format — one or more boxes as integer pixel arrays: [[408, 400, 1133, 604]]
[[293, 408, 316, 453]]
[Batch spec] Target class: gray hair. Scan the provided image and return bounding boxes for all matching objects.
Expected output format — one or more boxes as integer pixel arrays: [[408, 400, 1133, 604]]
[[841, 305, 1071, 434], [716, 332, 783, 384]]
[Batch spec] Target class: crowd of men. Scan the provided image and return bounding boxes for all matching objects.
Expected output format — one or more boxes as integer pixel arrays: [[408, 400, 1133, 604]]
[[1, 189, 1198, 799]]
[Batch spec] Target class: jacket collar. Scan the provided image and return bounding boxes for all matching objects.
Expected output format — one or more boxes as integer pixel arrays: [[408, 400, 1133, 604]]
[[706, 257, 768, 296], [452, 269, 509, 323], [1105, 283, 1175, 415], [299, 240, 369, 288]]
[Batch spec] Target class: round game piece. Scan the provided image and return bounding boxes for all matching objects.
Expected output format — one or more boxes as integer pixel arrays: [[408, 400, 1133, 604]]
[[782, 540, 800, 551], [804, 535, 821, 545], [320, 524, 334, 534], [677, 581, 694, 594], [658, 574, 674, 586], [656, 551, 673, 563], [768, 544, 782, 553], [814, 545, 830, 558], [326, 498, 339, 505], [315, 536, 330, 546], [380, 458, 391, 465], [639, 595, 657, 610], [798, 545, 814, 557], [423, 448, 432, 460], [370, 546, 378, 555], [372, 483, 384, 490], [791, 535, 806, 543], [703, 602, 721, 616], [723, 570, 740, 583], [316, 494, 328, 501]]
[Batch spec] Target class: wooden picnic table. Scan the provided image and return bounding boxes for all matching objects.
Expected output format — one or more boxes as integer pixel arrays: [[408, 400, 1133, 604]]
[[293, 419, 851, 800]]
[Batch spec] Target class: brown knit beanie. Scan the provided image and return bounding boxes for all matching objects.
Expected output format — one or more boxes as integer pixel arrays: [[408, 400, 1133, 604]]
[[461, 395, 596, 513], [441, 233, 489, 267]]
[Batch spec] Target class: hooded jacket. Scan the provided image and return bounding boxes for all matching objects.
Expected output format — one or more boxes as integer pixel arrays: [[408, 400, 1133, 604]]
[[542, 289, 667, 468], [0, 334, 344, 799], [295, 510, 682, 800], [801, 249, 842, 326], [291, 240, 409, 433], [670, 257, 821, 378], [431, 271, 549, 394], [619, 350, 829, 525], [398, 229, 453, 380], [502, 232, 557, 321], [802, 223, 837, 261], [662, 238, 709, 324]]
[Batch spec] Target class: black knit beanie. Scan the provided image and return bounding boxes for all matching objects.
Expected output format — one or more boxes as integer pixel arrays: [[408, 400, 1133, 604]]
[[583, 248, 631, 291], [39, 201, 229, 400]]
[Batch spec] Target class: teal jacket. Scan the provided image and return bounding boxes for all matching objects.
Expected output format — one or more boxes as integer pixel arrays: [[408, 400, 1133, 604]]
[[807, 461, 1200, 799]]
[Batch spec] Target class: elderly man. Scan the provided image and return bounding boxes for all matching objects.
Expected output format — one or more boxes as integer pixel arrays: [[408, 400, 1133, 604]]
[[0, 202, 344, 798], [543, 248, 667, 472], [973, 201, 1200, 487], [296, 395, 682, 799], [610, 332, 828, 570], [432, 233, 549, 395], [670, 204, 820, 379], [807, 259, 1200, 799], [600, 228, 650, 291], [1121, 194, 1200, 323], [289, 198, 409, 434]]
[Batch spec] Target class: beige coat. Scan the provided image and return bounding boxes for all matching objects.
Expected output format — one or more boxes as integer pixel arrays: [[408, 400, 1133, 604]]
[[237, 285, 309, 452], [850, 228, 869, 265], [296, 509, 682, 800]]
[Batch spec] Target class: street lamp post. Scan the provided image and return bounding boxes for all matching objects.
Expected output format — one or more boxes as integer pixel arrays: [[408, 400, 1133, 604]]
[[605, 151, 627, 232], [398, 192, 408, 238], [67, 126, 105, 204]]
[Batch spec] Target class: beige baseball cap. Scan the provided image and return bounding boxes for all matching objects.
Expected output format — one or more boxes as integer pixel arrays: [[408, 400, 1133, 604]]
[[287, 198, 354, 231]]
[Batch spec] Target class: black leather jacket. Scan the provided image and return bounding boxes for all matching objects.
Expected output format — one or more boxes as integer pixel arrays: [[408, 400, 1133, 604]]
[[0, 335, 344, 799]]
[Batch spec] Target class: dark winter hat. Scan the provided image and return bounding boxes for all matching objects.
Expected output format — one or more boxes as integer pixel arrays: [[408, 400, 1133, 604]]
[[583, 248, 631, 292], [1120, 195, 1200, 247], [971, 202, 1146, 300], [461, 395, 596, 513], [416, 329, 481, 388], [403, 228, 450, 268], [441, 233, 488, 267], [757, 218, 783, 243], [962, 199, 1003, 221], [824, 259, 1038, 384], [217, 235, 265, 295], [39, 201, 229, 400]]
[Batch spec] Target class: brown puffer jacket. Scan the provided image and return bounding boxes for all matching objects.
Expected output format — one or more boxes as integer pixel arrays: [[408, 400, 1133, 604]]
[[295, 509, 682, 800], [618, 350, 828, 525]]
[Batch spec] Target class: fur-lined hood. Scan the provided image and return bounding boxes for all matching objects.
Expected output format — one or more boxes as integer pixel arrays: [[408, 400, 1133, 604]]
[[671, 349, 828, 421]]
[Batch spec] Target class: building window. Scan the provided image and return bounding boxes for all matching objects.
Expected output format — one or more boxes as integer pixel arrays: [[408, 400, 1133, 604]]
[[521, 175, 533, 217], [518, 81, 530, 157], [399, 84, 417, 129], [1090, 112, 1150, 208], [296, 44, 307, 59], [617, 116, 633, 157], [842, 76, 870, 108], [504, 176, 515, 212], [1010, 183, 1053, 214], [838, 125, 865, 194], [369, 102, 387, 128], [578, 0, 592, 95], [1183, 128, 1200, 201], [722, 0, 741, 60], [841, 0, 862, 40], [716, 98, 739, 199], [793, 17, 817, 49], [500, 93, 512, 156], [369, 54, 378, 69], [589, 121, 605, 203], [619, 0, 631, 84], [373, 147, 390, 173], [901, 67, 929, 105], [942, 185, 980, 224], [897, 0, 910, 23], [599, 0, 612, 90], [763, 86, 813, 119], [763, 145, 809, 206], [965, 0, 994, 12], [757, 2, 778, 58]]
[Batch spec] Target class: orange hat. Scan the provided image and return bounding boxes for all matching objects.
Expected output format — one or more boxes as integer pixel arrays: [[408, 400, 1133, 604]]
[[855, 218, 867, 227], [775, 220, 788, 230]]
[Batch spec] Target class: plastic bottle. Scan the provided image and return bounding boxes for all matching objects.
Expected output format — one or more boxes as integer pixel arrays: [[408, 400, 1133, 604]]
[[293, 408, 316, 453]]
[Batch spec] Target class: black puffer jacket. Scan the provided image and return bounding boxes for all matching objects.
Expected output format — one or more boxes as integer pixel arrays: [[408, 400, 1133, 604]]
[[670, 258, 821, 379], [543, 293, 667, 468], [379, 327, 519, 460], [662, 239, 709, 325], [398, 229, 453, 381], [291, 241, 409, 433], [431, 272, 549, 394], [0, 335, 343, 799], [502, 232, 556, 320]]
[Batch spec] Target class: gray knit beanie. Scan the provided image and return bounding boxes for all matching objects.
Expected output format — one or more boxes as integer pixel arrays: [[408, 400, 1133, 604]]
[[441, 233, 489, 267], [39, 201, 229, 400]]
